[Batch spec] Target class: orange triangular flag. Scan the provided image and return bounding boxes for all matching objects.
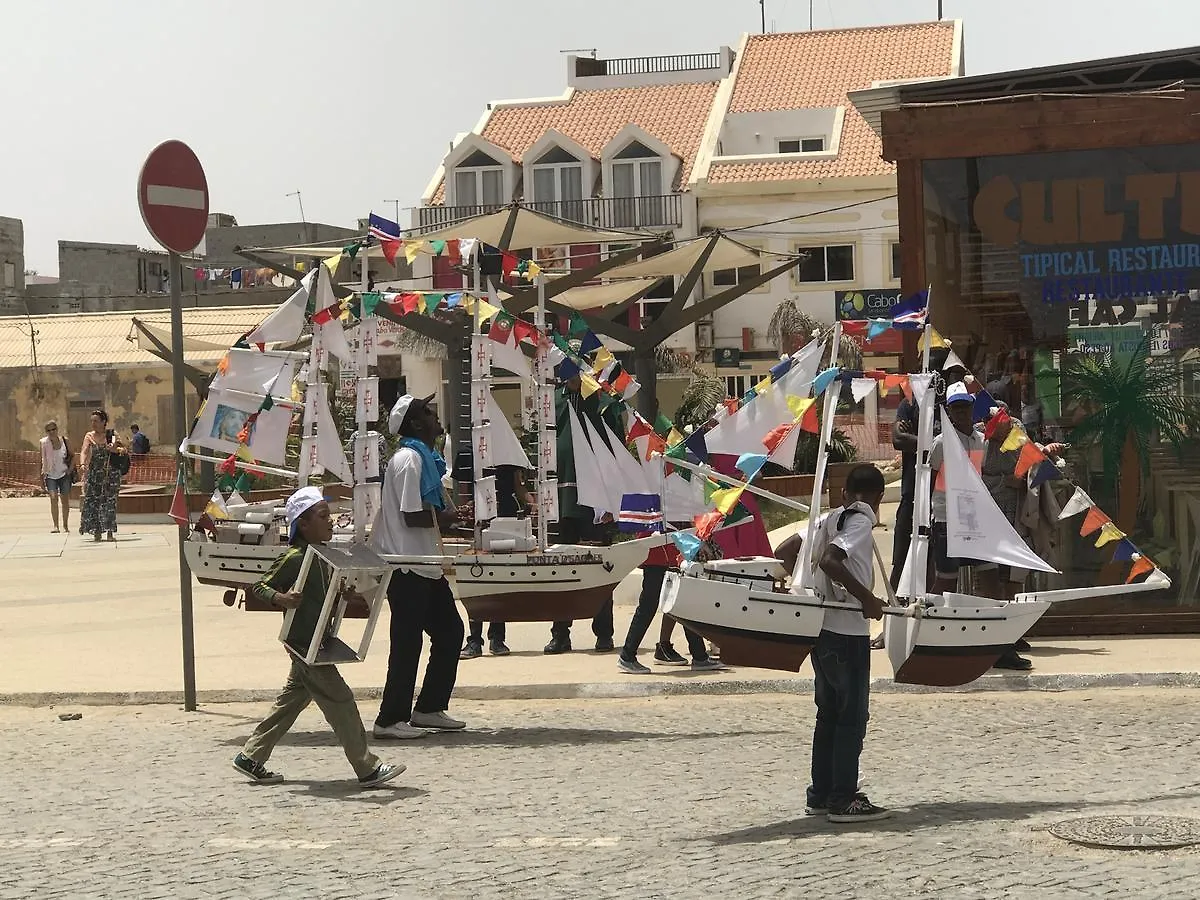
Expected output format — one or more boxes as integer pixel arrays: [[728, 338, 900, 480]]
[[1080, 506, 1110, 537], [799, 402, 819, 434], [1126, 556, 1154, 583], [1013, 440, 1045, 478]]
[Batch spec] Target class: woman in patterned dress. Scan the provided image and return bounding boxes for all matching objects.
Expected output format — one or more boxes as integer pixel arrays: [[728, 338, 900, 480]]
[[79, 409, 127, 542]]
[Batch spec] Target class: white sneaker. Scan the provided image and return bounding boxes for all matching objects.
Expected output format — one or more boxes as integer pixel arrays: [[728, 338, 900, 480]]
[[409, 710, 466, 731], [372, 722, 428, 740]]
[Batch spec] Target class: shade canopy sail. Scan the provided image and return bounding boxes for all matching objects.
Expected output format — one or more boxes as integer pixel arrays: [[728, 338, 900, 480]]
[[134, 321, 237, 353], [501, 277, 663, 311], [604, 234, 768, 279]]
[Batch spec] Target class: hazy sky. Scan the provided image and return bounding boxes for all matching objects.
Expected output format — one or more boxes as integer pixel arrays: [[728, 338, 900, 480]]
[[2, 0, 1194, 274]]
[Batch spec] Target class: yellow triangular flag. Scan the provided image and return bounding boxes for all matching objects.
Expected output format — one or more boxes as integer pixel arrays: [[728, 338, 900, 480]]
[[204, 490, 229, 521], [525, 260, 542, 280], [1000, 423, 1028, 452], [1095, 521, 1126, 548], [404, 240, 426, 264], [290, 380, 302, 403], [475, 299, 501, 322], [580, 373, 601, 397], [667, 428, 685, 447], [322, 253, 343, 277], [592, 346, 615, 371], [787, 395, 815, 422], [235, 443, 256, 464], [755, 375, 773, 395], [711, 484, 745, 516], [918, 327, 948, 351]]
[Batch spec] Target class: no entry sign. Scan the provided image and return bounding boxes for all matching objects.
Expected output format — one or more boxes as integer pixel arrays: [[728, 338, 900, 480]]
[[138, 140, 209, 255]]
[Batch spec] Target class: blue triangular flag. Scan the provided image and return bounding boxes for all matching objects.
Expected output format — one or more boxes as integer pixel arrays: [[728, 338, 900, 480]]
[[813, 367, 841, 396], [736, 453, 768, 480], [1110, 538, 1138, 562], [556, 357, 581, 381], [867, 319, 890, 339], [684, 429, 709, 462], [579, 330, 602, 354], [972, 389, 995, 423], [669, 531, 704, 561], [1030, 459, 1063, 488], [769, 357, 792, 381], [445, 292, 464, 308]]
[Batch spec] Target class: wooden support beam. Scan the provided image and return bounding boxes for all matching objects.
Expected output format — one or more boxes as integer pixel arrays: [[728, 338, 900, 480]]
[[130, 318, 211, 397], [656, 231, 720, 323], [503, 239, 670, 313]]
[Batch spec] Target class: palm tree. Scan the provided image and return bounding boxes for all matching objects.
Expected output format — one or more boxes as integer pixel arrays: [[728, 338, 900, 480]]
[[1062, 334, 1200, 531], [766, 297, 862, 369], [674, 366, 726, 430]]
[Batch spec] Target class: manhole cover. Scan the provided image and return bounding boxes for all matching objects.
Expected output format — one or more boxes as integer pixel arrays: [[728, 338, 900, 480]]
[[1048, 815, 1200, 850]]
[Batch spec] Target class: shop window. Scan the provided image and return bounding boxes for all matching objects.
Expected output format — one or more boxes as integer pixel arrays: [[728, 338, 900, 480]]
[[796, 245, 855, 283], [890, 242, 902, 281]]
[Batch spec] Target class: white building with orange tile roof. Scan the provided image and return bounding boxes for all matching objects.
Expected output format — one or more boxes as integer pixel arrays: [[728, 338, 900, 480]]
[[412, 21, 962, 396]]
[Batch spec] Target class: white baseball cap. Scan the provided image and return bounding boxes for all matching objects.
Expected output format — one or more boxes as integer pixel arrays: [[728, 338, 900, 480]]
[[945, 381, 973, 406], [387, 393, 435, 435], [285, 486, 326, 539]]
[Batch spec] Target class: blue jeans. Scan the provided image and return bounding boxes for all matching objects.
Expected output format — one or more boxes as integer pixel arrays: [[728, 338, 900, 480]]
[[807, 630, 871, 810]]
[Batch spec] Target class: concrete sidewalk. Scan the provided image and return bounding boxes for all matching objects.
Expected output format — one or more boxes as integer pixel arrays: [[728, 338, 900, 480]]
[[2, 495, 1198, 706]]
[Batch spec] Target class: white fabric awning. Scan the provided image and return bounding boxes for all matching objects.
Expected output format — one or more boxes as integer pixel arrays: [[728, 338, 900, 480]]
[[604, 235, 766, 279], [501, 277, 663, 311], [413, 206, 654, 247]]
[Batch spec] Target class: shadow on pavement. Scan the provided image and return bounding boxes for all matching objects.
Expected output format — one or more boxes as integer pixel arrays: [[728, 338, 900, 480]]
[[217, 726, 786, 750], [701, 799, 1109, 844], [1026, 645, 1109, 657], [283, 780, 429, 805]]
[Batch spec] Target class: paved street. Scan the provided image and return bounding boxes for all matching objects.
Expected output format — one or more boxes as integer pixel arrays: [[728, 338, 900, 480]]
[[2, 689, 1198, 899]]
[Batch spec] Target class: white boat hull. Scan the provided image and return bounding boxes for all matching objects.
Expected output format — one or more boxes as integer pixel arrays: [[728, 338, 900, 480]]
[[885, 592, 1051, 686], [661, 570, 827, 672], [451, 536, 661, 622], [186, 533, 660, 623]]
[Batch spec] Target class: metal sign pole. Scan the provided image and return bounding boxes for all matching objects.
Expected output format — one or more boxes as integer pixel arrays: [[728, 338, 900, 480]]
[[170, 250, 198, 711]]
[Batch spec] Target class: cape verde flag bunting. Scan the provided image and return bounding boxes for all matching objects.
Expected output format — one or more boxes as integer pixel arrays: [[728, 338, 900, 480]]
[[368, 213, 402, 242], [618, 493, 663, 532], [889, 289, 929, 330]]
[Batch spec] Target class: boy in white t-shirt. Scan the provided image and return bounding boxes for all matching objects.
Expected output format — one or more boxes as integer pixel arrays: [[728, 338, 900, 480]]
[[801, 463, 890, 823]]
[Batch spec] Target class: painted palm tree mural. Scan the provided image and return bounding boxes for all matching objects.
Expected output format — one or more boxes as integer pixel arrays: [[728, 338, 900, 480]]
[[1062, 334, 1200, 533]]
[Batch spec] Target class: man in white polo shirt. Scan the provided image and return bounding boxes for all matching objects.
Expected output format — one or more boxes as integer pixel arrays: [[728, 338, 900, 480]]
[[370, 394, 466, 739]]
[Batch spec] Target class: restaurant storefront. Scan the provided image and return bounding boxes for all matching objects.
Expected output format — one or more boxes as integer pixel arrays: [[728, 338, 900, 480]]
[[870, 53, 1200, 634]]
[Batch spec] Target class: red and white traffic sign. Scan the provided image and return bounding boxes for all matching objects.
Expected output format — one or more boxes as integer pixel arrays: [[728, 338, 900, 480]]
[[137, 140, 209, 255]]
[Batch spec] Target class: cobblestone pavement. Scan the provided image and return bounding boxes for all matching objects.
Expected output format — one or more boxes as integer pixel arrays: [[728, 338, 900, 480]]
[[2, 689, 1199, 899]]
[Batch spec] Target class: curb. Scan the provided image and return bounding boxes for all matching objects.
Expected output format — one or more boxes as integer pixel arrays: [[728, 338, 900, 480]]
[[2, 672, 1199, 708]]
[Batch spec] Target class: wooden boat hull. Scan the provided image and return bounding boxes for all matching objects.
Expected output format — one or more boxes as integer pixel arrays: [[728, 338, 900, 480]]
[[885, 593, 1051, 686], [453, 536, 660, 623], [660, 571, 826, 673]]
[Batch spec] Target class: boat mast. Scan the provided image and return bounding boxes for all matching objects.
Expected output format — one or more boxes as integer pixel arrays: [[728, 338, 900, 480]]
[[900, 285, 935, 601], [535, 271, 550, 551], [353, 252, 371, 543], [794, 322, 842, 591], [472, 241, 484, 550]]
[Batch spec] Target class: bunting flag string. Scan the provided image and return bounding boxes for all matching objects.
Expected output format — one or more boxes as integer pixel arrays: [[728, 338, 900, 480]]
[[1127, 556, 1155, 583], [1080, 506, 1111, 537]]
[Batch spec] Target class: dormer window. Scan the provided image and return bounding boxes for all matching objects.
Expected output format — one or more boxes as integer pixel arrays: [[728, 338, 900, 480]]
[[531, 145, 584, 220], [778, 138, 825, 154], [453, 148, 505, 209], [611, 141, 663, 198]]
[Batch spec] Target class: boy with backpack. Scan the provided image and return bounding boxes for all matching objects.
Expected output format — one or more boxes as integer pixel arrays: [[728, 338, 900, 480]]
[[790, 464, 891, 823], [232, 486, 404, 788]]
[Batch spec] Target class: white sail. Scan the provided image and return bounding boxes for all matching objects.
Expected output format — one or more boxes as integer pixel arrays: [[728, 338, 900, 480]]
[[485, 390, 533, 469], [568, 406, 613, 518], [603, 420, 650, 495], [491, 333, 534, 382], [579, 410, 629, 517], [312, 388, 353, 484], [209, 349, 296, 396], [188, 386, 295, 465], [939, 408, 1057, 573], [897, 372, 937, 599], [245, 271, 313, 346], [704, 338, 826, 456]]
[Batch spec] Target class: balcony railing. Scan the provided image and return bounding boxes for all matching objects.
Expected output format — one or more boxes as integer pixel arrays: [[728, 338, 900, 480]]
[[417, 194, 683, 232], [574, 52, 721, 78]]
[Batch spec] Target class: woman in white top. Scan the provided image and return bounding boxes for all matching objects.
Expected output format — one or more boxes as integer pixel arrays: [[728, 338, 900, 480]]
[[39, 420, 73, 533]]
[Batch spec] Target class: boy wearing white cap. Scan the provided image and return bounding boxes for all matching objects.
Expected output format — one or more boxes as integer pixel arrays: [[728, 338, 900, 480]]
[[370, 394, 467, 738], [232, 486, 404, 788], [928, 382, 988, 595]]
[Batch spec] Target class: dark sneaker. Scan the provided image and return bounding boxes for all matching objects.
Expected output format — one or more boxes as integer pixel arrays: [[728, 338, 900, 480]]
[[594, 638, 616, 653], [232, 752, 283, 784], [359, 762, 405, 788], [827, 796, 891, 823], [804, 804, 828, 816], [691, 658, 729, 672], [489, 639, 511, 656], [544, 636, 572, 654], [460, 640, 483, 660], [993, 649, 1033, 671], [617, 655, 652, 675], [653, 642, 688, 666]]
